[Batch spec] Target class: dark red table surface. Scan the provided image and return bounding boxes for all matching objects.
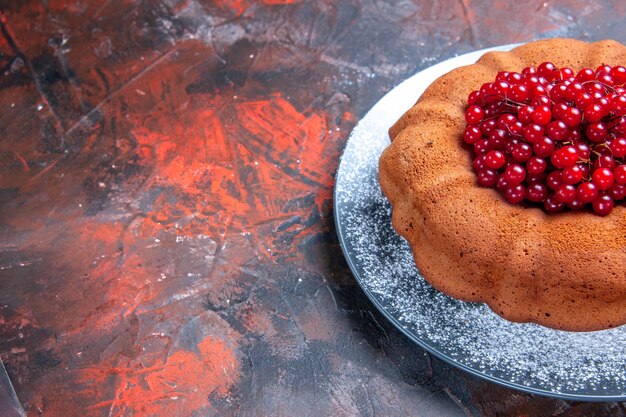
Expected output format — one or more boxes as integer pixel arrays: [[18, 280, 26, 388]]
[[1, 1, 625, 416]]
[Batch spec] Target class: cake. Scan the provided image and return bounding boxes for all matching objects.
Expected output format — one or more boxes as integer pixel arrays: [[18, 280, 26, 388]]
[[378, 38, 626, 331]]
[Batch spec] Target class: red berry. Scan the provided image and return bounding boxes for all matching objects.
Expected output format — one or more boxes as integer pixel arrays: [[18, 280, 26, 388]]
[[574, 142, 591, 159], [585, 122, 607, 142], [480, 119, 497, 135], [609, 137, 626, 157], [546, 171, 563, 190], [527, 183, 548, 202], [488, 129, 508, 150], [584, 104, 605, 123], [593, 154, 617, 171], [551, 146, 579, 169], [493, 80, 511, 96], [505, 138, 521, 155], [594, 96, 610, 111], [555, 184, 577, 203], [610, 95, 626, 116], [537, 62, 559, 82], [596, 64, 612, 76], [553, 102, 569, 120], [577, 182, 599, 203], [473, 154, 487, 172], [546, 120, 568, 140], [567, 199, 584, 210], [505, 184, 526, 204], [523, 123, 543, 143], [610, 66, 626, 85], [531, 85, 548, 99], [614, 165, 626, 184], [575, 92, 593, 110], [477, 169, 498, 187], [465, 105, 485, 124], [547, 170, 563, 190], [512, 143, 533, 162], [579, 164, 590, 180], [508, 84, 529, 102], [592, 193, 614, 216], [504, 164, 526, 185], [533, 137, 556, 158], [586, 81, 606, 96], [561, 106, 582, 127], [532, 95, 551, 106], [497, 113, 517, 130], [507, 72, 523, 84], [485, 150, 506, 169], [531, 105, 552, 125], [613, 117, 626, 135], [575, 68, 595, 83], [526, 156, 547, 174], [463, 61, 626, 215], [597, 73, 615, 87], [475, 138, 492, 155], [561, 164, 584, 184], [592, 167, 614, 190], [609, 183, 626, 200], [544, 194, 565, 213], [560, 67, 574, 80], [564, 82, 584, 101], [526, 170, 546, 181], [496, 174, 509, 192], [550, 81, 569, 101], [468, 90, 482, 105], [567, 128, 582, 143], [463, 125, 483, 144], [522, 66, 536, 77]]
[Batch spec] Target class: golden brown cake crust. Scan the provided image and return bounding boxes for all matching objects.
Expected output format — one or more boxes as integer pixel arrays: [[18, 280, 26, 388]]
[[379, 38, 626, 332]]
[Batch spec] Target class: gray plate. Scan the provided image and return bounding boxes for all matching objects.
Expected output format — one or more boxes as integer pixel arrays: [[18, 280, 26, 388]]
[[334, 45, 626, 401]]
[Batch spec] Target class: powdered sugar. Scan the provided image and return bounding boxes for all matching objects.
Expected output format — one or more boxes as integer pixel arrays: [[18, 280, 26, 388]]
[[334, 46, 626, 400]]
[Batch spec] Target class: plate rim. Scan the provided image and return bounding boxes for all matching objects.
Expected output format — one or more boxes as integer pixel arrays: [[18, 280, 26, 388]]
[[333, 43, 626, 403]]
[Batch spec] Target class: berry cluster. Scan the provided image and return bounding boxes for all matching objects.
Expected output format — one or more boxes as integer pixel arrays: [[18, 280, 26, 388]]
[[464, 62, 626, 215]]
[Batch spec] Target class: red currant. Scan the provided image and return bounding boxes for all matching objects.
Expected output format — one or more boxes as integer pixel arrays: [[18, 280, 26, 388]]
[[546, 120, 568, 140], [592, 167, 614, 190], [561, 164, 584, 184], [477, 169, 498, 187], [527, 183, 548, 202], [609, 137, 626, 157], [592, 193, 614, 216], [555, 184, 577, 203], [614, 165, 626, 185], [485, 150, 506, 169], [577, 182, 599, 203], [532, 105, 552, 125], [526, 156, 547, 174], [533, 137, 556, 158], [609, 183, 626, 200], [504, 164, 526, 185], [610, 65, 626, 84], [505, 184, 526, 204], [547, 170, 563, 190], [537, 62, 559, 82], [463, 61, 625, 215], [551, 146, 578, 169], [544, 194, 565, 213]]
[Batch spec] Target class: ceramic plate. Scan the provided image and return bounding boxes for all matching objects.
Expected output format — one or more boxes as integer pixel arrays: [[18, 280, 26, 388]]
[[334, 44, 626, 401]]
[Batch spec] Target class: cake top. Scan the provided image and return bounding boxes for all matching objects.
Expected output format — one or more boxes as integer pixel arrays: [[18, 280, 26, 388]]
[[463, 62, 626, 216]]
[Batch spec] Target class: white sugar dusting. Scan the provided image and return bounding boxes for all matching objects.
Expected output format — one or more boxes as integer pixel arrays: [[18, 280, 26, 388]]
[[335, 47, 626, 399]]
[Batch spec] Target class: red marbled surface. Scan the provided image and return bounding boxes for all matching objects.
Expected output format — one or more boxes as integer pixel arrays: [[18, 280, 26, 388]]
[[0, 1, 625, 416]]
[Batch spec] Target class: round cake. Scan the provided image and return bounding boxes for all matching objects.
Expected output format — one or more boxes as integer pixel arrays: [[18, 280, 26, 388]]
[[378, 38, 626, 331]]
